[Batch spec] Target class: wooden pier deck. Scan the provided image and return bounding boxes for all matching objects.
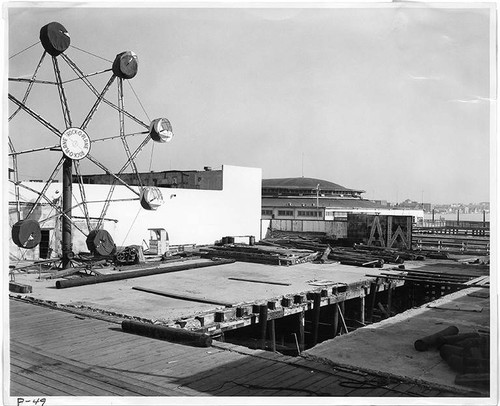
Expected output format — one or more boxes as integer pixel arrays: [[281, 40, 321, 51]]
[[8, 298, 461, 400]]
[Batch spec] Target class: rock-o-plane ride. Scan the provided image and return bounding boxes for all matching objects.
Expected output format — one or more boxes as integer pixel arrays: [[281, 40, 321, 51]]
[[9, 22, 173, 268]]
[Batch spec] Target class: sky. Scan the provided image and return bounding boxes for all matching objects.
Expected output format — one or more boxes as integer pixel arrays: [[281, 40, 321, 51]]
[[5, 3, 494, 205]]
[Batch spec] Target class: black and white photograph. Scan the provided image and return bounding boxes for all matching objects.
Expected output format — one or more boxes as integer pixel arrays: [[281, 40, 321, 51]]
[[4, 1, 497, 405]]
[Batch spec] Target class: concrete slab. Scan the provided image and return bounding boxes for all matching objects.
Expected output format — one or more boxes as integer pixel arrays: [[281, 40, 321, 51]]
[[10, 258, 399, 323], [304, 286, 491, 396]]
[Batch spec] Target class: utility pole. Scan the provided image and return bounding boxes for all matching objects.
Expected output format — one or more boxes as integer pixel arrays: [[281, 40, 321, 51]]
[[316, 183, 320, 212]]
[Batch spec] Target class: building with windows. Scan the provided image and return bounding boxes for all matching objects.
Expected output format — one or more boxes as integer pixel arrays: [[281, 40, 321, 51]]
[[74, 168, 222, 190], [10, 165, 261, 261], [260, 177, 423, 246], [261, 177, 421, 220]]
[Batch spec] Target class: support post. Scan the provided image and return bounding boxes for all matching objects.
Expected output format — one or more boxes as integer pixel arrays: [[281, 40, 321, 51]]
[[337, 302, 348, 334], [259, 305, 268, 350], [332, 302, 339, 338], [367, 280, 379, 323], [268, 319, 276, 352], [61, 157, 72, 269], [297, 311, 305, 352], [360, 295, 366, 325], [387, 283, 393, 316], [312, 292, 321, 346]]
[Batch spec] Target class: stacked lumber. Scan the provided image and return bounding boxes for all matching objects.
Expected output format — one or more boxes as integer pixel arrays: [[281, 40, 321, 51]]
[[412, 233, 490, 255], [352, 244, 425, 261], [200, 244, 320, 266], [367, 268, 489, 288], [327, 246, 400, 268], [201, 236, 436, 268], [260, 236, 329, 251]]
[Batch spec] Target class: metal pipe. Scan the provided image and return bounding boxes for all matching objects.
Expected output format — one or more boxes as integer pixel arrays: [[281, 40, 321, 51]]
[[61, 157, 72, 269], [55, 259, 235, 288], [414, 325, 459, 351], [228, 277, 290, 286], [132, 286, 233, 307]]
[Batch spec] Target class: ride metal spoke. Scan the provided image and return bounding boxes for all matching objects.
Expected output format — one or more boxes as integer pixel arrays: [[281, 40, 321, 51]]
[[52, 56, 73, 127], [9, 51, 47, 121], [95, 135, 151, 229], [9, 78, 57, 85], [9, 139, 21, 222], [119, 135, 152, 174], [10, 179, 88, 237], [80, 74, 116, 131], [73, 161, 92, 232], [92, 130, 148, 143], [85, 153, 141, 196], [118, 78, 143, 189], [39, 197, 140, 225], [8, 144, 61, 156], [61, 53, 150, 129], [61, 68, 113, 84], [24, 156, 65, 219], [8, 93, 62, 137]]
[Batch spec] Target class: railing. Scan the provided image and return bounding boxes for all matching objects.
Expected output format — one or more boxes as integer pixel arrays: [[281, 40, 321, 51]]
[[414, 220, 489, 238]]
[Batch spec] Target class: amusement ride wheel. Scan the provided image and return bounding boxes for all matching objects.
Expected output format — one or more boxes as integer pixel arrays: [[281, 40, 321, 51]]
[[8, 22, 174, 269]]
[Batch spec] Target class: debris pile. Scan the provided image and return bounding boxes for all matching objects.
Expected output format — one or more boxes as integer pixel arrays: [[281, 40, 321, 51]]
[[200, 244, 320, 266], [414, 326, 490, 388]]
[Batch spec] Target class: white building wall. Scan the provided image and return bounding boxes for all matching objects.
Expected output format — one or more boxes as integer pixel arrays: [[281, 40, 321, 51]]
[[9, 165, 261, 256]]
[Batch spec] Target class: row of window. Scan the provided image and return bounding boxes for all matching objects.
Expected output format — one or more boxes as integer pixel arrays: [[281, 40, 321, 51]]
[[262, 209, 322, 217], [298, 210, 321, 217], [262, 209, 352, 221]]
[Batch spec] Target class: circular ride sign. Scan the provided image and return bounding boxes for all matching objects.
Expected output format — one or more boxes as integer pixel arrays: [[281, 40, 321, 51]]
[[60, 128, 91, 160]]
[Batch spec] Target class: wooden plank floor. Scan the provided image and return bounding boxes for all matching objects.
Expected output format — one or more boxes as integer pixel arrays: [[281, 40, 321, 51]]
[[8, 298, 460, 398]]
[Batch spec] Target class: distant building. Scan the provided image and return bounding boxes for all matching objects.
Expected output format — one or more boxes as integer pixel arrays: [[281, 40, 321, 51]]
[[260, 177, 423, 246], [261, 177, 421, 221], [398, 199, 431, 212], [73, 168, 223, 190], [262, 177, 363, 199], [10, 165, 261, 261]]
